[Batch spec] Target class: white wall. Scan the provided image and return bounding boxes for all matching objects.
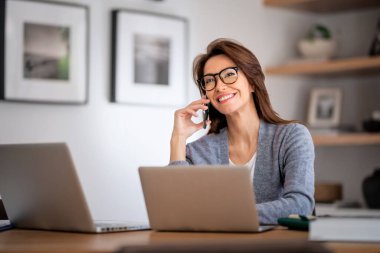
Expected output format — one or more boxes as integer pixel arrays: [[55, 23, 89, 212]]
[[1, 0, 379, 222]]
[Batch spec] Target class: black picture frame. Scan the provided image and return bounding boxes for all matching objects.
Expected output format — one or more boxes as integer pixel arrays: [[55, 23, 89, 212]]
[[111, 9, 188, 106], [0, 0, 89, 104]]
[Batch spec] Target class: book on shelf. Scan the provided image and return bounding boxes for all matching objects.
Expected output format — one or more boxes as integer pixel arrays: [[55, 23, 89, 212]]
[[309, 215, 380, 242]]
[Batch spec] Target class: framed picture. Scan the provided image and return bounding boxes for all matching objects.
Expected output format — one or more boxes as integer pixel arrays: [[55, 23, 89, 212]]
[[111, 10, 187, 106], [307, 87, 342, 128], [0, 0, 89, 104]]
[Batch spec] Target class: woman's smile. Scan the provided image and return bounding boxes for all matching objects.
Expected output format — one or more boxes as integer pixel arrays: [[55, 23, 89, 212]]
[[216, 92, 237, 104]]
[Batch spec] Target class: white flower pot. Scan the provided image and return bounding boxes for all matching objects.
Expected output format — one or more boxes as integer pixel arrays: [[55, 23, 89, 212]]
[[298, 38, 337, 60]]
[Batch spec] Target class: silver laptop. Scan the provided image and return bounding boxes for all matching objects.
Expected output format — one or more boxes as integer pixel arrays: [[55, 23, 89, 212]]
[[0, 143, 149, 233], [139, 166, 274, 232]]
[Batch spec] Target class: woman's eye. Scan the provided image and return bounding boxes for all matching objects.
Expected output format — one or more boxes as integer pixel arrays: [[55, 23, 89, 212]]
[[226, 71, 236, 77], [205, 78, 214, 84]]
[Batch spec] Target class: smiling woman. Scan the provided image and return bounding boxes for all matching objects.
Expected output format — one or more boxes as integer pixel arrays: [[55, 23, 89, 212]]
[[169, 38, 315, 225], [193, 39, 296, 134]]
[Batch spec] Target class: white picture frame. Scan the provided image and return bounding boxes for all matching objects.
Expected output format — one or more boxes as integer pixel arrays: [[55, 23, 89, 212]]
[[1, 0, 88, 104], [307, 87, 342, 128], [111, 10, 187, 106]]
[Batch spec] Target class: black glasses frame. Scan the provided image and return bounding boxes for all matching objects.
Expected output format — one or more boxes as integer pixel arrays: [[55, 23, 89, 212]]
[[198, 67, 239, 91]]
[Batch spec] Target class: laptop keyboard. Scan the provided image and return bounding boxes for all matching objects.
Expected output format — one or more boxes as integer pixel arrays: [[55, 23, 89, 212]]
[[94, 221, 149, 232]]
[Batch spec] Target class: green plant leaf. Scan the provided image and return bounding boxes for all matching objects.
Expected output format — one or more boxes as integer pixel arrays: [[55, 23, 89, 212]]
[[305, 24, 332, 40]]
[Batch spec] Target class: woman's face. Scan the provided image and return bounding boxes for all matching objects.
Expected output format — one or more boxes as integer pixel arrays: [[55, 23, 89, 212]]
[[204, 55, 254, 116]]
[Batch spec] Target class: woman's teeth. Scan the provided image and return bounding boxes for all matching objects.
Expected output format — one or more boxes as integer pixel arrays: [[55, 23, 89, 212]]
[[218, 94, 235, 102]]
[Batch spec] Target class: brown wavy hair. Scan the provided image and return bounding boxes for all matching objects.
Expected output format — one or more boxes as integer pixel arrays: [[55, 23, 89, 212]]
[[193, 38, 295, 134]]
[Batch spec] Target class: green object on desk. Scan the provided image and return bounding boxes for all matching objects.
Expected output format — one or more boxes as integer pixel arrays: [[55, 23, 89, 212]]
[[278, 215, 310, 231]]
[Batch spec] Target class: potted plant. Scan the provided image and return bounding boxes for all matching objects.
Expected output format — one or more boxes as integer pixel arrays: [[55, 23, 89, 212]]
[[298, 24, 337, 60]]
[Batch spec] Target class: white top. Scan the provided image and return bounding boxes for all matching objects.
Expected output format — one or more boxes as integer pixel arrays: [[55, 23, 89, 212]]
[[229, 153, 257, 181]]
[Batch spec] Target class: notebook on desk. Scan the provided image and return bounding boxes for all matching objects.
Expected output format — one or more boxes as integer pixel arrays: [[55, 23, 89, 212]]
[[139, 166, 274, 232], [0, 143, 149, 233]]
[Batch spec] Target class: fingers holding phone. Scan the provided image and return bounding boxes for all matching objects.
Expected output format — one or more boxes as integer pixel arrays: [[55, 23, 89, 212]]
[[170, 97, 210, 162], [172, 97, 210, 139]]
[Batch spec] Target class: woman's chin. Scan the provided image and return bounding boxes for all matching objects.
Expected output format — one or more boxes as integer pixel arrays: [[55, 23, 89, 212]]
[[217, 107, 237, 116], [214, 100, 243, 115]]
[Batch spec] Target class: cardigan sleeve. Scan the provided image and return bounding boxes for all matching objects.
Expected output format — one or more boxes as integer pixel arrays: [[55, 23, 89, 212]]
[[168, 145, 193, 166], [168, 160, 191, 166], [256, 124, 315, 225], [168, 130, 225, 165]]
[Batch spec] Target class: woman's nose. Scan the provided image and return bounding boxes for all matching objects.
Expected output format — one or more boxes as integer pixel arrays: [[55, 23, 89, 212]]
[[215, 77, 227, 91]]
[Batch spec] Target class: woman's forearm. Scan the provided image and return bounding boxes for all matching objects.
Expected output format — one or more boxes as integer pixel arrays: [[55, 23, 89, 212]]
[[169, 133, 187, 162]]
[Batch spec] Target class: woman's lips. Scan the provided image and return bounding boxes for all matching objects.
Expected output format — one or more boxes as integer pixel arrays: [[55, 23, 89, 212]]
[[217, 93, 236, 104]]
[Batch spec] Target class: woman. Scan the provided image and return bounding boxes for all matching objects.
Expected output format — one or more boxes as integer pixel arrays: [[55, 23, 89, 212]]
[[169, 38, 314, 225]]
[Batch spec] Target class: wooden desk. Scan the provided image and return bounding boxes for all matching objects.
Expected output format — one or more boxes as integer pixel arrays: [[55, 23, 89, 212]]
[[0, 228, 379, 253]]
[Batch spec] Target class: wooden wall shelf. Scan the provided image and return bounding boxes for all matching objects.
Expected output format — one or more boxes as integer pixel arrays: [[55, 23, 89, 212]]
[[265, 56, 380, 76], [263, 0, 380, 13], [313, 133, 380, 146], [264, 0, 380, 148]]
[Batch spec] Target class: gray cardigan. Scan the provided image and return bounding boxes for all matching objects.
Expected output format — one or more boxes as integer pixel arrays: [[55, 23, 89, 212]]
[[169, 121, 315, 225]]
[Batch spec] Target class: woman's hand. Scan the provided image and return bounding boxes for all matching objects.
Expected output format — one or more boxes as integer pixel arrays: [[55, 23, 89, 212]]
[[170, 97, 210, 162], [172, 97, 210, 139]]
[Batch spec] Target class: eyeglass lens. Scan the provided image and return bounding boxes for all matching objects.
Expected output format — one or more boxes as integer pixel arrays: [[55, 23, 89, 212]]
[[201, 67, 238, 91]]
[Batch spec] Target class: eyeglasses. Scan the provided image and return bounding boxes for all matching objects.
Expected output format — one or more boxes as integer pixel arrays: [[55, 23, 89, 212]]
[[198, 67, 239, 91]]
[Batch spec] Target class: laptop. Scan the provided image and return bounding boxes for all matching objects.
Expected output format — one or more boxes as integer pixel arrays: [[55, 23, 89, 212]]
[[139, 166, 274, 232], [0, 143, 149, 233]]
